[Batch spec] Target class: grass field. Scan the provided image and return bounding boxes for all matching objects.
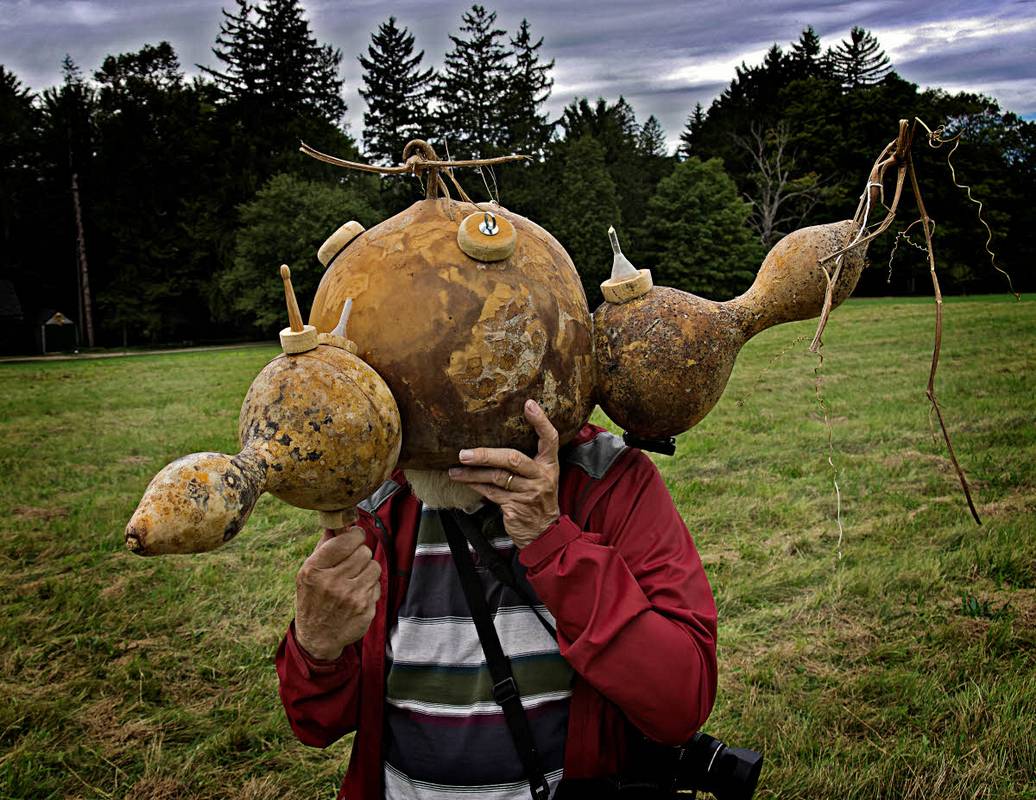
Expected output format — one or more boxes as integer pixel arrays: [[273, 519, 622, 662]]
[[1, 295, 1034, 800]]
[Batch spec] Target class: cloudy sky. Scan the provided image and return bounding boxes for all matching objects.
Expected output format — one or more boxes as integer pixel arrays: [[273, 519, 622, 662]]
[[3, 0, 1035, 151]]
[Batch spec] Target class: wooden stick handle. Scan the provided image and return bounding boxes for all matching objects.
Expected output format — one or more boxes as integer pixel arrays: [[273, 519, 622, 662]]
[[280, 265, 304, 332], [317, 508, 357, 530]]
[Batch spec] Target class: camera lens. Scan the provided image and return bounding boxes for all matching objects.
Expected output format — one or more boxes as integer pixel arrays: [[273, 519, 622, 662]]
[[682, 733, 763, 800]]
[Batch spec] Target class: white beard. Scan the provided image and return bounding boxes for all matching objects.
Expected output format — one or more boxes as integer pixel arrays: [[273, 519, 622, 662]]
[[403, 469, 484, 512]]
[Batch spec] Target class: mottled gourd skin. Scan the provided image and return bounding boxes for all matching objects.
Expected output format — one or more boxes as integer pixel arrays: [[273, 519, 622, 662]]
[[124, 343, 401, 556], [310, 198, 595, 468], [735, 221, 866, 336], [124, 451, 266, 556], [594, 288, 744, 439], [594, 221, 867, 439], [238, 344, 401, 510]]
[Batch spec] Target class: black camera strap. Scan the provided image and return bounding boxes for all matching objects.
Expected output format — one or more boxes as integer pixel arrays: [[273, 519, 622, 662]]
[[442, 509, 552, 800], [457, 513, 557, 640]]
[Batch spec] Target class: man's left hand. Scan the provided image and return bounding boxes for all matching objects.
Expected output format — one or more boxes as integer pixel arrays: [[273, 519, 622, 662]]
[[449, 399, 561, 549]]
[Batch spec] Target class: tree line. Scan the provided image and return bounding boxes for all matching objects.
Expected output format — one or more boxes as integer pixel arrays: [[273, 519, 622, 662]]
[[0, 1, 1031, 352]]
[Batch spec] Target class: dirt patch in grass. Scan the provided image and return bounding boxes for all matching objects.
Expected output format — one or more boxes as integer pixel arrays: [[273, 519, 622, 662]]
[[231, 776, 284, 800], [13, 505, 69, 521], [124, 777, 190, 800], [100, 574, 132, 599], [978, 489, 1036, 518], [78, 697, 156, 751]]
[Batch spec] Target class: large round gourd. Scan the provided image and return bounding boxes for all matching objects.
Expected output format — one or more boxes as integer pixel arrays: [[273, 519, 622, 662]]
[[310, 199, 595, 468]]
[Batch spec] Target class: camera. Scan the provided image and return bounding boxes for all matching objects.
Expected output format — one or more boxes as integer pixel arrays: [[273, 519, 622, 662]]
[[675, 732, 763, 800]]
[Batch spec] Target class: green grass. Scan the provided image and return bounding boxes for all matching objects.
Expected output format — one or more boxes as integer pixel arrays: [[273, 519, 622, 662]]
[[1, 295, 1034, 799]]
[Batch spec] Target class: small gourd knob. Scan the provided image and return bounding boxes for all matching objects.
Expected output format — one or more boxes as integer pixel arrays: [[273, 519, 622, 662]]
[[600, 226, 653, 303], [318, 221, 365, 268], [457, 210, 517, 261], [278, 264, 319, 354]]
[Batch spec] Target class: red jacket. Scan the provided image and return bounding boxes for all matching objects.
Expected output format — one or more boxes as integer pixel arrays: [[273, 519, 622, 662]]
[[276, 425, 717, 799]]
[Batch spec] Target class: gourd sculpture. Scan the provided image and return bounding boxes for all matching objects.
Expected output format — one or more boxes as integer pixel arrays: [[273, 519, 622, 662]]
[[124, 267, 401, 555], [125, 136, 878, 556]]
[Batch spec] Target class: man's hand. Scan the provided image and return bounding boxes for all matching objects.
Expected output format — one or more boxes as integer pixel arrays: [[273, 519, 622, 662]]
[[449, 399, 561, 549], [294, 526, 381, 661]]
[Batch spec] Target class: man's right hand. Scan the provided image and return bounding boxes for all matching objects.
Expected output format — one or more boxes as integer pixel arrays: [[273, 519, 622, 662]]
[[294, 526, 381, 661]]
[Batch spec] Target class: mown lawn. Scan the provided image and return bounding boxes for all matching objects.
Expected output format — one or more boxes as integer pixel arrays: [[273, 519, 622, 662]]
[[1, 295, 1033, 800]]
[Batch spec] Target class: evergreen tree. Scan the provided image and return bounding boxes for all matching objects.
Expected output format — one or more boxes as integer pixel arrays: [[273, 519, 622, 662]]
[[500, 19, 554, 156], [638, 115, 667, 157], [556, 96, 672, 253], [545, 136, 623, 302], [638, 157, 762, 297], [92, 42, 214, 343], [679, 103, 706, 158], [359, 17, 434, 164], [203, 0, 346, 126], [830, 27, 892, 88], [200, 0, 363, 304], [436, 5, 511, 152], [559, 97, 628, 143], [38, 58, 98, 336], [200, 0, 261, 99], [0, 67, 38, 274], [789, 26, 826, 79], [253, 0, 346, 124]]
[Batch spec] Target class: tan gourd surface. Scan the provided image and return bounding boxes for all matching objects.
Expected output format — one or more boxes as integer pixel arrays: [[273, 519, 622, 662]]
[[309, 198, 595, 468], [735, 220, 865, 336], [124, 451, 267, 556], [125, 343, 401, 556], [594, 220, 867, 439], [238, 344, 401, 508]]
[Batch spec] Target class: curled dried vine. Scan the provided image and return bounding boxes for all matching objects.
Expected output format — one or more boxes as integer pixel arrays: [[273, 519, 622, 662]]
[[809, 118, 993, 526], [914, 118, 1019, 299]]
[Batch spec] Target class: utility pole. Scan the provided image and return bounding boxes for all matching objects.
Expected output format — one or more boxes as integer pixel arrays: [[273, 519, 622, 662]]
[[71, 171, 94, 348]]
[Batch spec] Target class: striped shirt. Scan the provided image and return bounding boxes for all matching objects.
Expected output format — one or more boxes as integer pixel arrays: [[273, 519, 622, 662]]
[[384, 504, 572, 799]]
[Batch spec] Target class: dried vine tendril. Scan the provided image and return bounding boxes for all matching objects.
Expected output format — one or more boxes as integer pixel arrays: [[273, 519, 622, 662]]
[[809, 117, 1021, 528]]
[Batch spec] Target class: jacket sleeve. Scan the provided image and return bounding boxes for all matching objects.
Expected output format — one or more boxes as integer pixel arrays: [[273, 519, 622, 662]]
[[518, 451, 718, 745], [275, 620, 362, 748]]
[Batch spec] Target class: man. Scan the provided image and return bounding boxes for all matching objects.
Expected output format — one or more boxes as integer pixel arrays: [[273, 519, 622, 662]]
[[276, 399, 717, 799]]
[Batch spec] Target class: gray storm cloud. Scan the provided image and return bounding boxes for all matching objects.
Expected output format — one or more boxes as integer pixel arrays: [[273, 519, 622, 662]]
[[3, 0, 1033, 151]]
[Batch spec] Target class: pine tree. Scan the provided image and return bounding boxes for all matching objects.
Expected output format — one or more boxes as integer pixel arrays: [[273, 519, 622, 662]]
[[638, 115, 667, 157], [830, 27, 892, 88], [40, 58, 98, 345], [200, 0, 261, 99], [789, 26, 827, 79], [92, 42, 216, 344], [558, 97, 636, 151], [253, 0, 346, 124], [638, 157, 762, 298], [555, 96, 669, 254], [307, 43, 348, 125], [203, 0, 345, 125], [679, 103, 706, 158], [0, 66, 40, 291], [436, 5, 511, 152], [359, 17, 434, 164], [500, 19, 554, 156]]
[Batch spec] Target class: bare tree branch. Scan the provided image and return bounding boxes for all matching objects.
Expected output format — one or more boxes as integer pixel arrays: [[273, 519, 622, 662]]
[[733, 121, 830, 248]]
